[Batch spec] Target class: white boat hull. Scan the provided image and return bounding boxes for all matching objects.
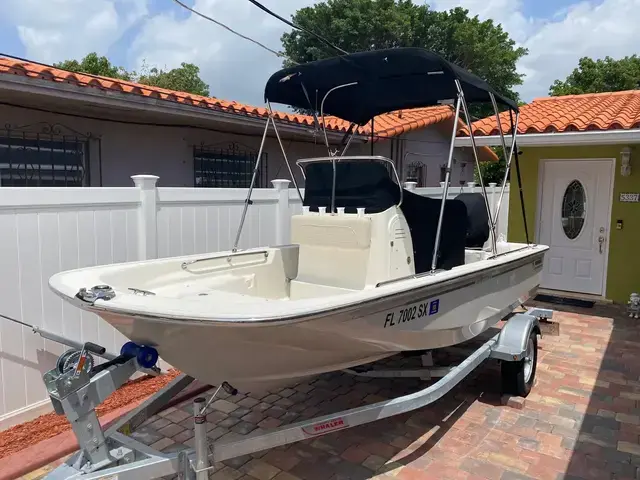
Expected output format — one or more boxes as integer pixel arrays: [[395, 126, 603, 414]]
[[51, 242, 547, 394]]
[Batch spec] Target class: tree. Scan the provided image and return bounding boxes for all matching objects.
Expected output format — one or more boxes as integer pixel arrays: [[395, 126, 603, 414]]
[[54, 53, 210, 96], [475, 146, 508, 185], [549, 55, 640, 96], [137, 62, 210, 97], [281, 1, 527, 112], [54, 52, 132, 81]]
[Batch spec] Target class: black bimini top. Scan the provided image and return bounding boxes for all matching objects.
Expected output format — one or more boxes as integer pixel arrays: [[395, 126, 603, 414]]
[[264, 47, 518, 125]]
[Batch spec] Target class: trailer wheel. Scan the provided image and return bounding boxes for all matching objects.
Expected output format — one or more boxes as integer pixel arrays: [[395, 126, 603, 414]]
[[501, 330, 537, 397]]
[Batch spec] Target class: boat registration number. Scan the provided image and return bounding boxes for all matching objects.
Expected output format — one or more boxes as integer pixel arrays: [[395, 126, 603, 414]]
[[383, 299, 439, 328]]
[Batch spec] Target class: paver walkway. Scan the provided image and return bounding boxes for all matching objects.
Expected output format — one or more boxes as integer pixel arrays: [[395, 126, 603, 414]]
[[23, 302, 640, 479]]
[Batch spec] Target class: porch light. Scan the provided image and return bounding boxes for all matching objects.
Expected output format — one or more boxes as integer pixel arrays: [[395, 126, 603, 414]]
[[621, 146, 632, 177]]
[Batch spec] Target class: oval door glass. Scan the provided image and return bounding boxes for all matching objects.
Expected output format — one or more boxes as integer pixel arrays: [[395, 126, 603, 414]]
[[561, 180, 586, 240]]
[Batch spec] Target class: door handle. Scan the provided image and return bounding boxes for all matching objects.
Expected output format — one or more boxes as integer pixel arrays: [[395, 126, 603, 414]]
[[598, 235, 605, 254]]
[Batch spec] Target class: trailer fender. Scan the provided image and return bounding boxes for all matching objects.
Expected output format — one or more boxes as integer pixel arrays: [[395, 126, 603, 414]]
[[490, 313, 541, 362]]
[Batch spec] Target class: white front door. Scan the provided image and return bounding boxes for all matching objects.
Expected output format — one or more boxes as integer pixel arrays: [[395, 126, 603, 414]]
[[537, 159, 613, 295]]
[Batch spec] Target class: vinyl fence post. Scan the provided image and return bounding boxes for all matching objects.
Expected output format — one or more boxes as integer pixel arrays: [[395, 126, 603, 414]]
[[272, 179, 291, 245], [131, 175, 159, 260]]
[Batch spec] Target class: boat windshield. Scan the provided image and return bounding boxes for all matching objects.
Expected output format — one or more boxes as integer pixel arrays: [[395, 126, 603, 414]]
[[297, 156, 403, 212], [299, 157, 401, 214]]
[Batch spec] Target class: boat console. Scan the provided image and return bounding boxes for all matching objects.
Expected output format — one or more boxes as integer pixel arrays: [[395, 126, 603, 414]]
[[295, 157, 471, 285]]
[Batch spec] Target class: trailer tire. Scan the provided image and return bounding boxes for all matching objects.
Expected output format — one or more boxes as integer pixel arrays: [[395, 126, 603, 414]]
[[501, 330, 537, 397]]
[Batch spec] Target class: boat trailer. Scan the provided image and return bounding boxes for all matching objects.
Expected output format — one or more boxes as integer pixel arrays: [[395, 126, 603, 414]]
[[20, 306, 552, 480]]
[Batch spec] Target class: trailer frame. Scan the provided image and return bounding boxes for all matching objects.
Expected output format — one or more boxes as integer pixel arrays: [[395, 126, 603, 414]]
[[37, 307, 552, 480]]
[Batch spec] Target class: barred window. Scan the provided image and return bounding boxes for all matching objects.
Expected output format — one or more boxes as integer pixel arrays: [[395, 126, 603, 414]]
[[194, 142, 267, 188], [0, 124, 90, 187]]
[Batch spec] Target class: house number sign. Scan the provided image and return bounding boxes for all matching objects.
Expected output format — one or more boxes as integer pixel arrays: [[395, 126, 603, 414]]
[[620, 193, 640, 203]]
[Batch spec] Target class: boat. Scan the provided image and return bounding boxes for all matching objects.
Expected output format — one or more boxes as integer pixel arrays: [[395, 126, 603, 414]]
[[48, 48, 548, 394]]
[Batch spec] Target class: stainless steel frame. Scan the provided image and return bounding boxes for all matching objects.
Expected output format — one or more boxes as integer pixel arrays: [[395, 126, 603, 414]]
[[320, 82, 358, 154], [488, 93, 520, 229], [267, 101, 303, 201], [455, 80, 498, 258], [41, 307, 551, 480], [318, 82, 359, 212], [232, 82, 360, 249], [232, 118, 270, 252], [231, 74, 517, 285], [340, 128, 357, 157], [431, 94, 462, 272]]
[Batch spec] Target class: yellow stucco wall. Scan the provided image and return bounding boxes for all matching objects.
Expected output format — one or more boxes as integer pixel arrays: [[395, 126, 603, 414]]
[[508, 145, 639, 303]]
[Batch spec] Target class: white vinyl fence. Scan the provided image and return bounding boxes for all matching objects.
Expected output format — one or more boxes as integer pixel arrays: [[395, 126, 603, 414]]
[[0, 175, 509, 429]]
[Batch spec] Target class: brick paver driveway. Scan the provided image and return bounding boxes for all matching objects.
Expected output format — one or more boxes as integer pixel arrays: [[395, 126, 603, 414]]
[[26, 302, 640, 479]]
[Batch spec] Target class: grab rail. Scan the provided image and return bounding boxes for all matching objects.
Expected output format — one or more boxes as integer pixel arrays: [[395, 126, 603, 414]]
[[181, 250, 269, 271]]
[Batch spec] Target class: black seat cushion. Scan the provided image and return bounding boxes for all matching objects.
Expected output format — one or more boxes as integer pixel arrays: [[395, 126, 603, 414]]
[[400, 190, 468, 272], [454, 192, 490, 248]]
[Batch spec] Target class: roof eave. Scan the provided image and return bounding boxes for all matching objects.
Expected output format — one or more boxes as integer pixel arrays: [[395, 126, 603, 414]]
[[0, 74, 358, 143], [455, 129, 640, 148]]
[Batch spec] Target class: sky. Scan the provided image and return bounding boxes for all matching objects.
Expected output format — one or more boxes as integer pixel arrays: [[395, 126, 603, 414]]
[[0, 0, 638, 107]]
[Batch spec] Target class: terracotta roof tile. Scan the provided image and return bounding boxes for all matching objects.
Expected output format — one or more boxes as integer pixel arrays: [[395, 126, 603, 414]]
[[468, 89, 640, 136], [0, 56, 499, 161], [0, 56, 461, 142]]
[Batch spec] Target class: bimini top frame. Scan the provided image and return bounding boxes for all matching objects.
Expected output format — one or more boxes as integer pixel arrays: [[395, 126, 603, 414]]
[[233, 47, 527, 273]]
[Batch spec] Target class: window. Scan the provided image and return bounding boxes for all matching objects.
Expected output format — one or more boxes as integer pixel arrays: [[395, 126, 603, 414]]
[[194, 142, 268, 188], [0, 124, 89, 187], [561, 179, 586, 240], [406, 162, 426, 186]]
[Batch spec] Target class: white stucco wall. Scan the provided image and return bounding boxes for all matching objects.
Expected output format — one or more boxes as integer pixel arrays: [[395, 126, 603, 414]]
[[0, 104, 336, 187], [0, 104, 472, 188], [400, 129, 475, 187]]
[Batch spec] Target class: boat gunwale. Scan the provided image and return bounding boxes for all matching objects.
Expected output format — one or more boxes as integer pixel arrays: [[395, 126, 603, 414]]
[[62, 244, 548, 327]]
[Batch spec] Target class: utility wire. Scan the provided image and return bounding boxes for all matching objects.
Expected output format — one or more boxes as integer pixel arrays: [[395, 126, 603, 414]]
[[170, 0, 288, 61], [245, 0, 349, 55]]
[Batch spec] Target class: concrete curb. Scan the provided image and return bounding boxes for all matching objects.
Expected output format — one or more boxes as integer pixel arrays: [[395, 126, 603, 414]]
[[0, 380, 210, 480]]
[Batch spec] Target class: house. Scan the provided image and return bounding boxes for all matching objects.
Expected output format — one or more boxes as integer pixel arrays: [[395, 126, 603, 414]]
[[0, 55, 497, 189], [458, 90, 640, 304]]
